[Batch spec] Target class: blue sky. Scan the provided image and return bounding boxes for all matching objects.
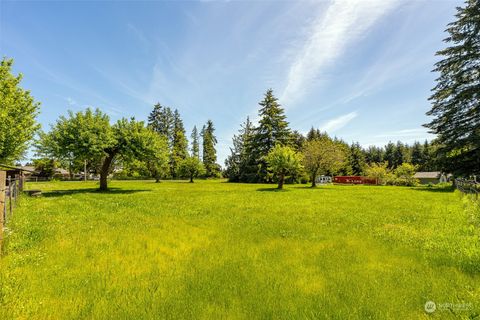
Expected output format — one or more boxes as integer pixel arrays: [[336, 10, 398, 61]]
[[0, 0, 462, 164]]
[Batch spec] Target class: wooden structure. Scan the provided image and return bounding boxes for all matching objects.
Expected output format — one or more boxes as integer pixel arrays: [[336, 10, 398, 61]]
[[333, 176, 377, 185], [413, 171, 450, 185], [0, 164, 37, 191]]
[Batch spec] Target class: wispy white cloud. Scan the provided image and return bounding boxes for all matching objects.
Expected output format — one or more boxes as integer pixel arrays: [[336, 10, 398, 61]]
[[374, 128, 432, 138], [321, 111, 357, 132], [281, 0, 399, 106]]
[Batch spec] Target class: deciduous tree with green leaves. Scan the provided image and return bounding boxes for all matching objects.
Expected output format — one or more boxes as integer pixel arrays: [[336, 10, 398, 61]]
[[179, 155, 205, 183], [265, 144, 303, 189], [302, 136, 346, 187], [40, 108, 168, 190], [364, 162, 392, 185], [0, 58, 40, 163]]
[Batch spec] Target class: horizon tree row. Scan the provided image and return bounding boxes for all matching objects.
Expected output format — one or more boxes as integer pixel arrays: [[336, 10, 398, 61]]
[[224, 89, 441, 184], [147, 103, 221, 179]]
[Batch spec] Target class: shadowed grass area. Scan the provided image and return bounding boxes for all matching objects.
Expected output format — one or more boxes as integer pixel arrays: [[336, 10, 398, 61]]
[[0, 180, 479, 319]]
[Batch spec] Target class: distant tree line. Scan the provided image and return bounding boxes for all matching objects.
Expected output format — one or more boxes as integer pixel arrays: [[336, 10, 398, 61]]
[[224, 89, 440, 187], [34, 105, 222, 189], [145, 103, 221, 180]]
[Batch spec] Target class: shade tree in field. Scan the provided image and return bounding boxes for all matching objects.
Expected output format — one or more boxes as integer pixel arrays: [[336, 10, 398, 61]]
[[265, 145, 303, 189], [179, 155, 206, 183], [425, 0, 480, 176], [302, 136, 346, 187], [0, 58, 40, 163], [39, 108, 168, 190], [36, 108, 113, 179]]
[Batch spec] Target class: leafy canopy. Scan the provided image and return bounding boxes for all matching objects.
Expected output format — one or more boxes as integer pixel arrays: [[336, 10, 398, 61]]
[[0, 58, 40, 163]]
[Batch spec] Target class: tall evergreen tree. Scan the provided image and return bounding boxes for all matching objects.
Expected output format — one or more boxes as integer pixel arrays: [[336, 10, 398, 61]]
[[365, 146, 384, 164], [347, 142, 366, 175], [425, 0, 480, 175], [306, 127, 322, 141], [148, 103, 174, 146], [251, 89, 291, 182], [170, 109, 188, 178], [202, 120, 220, 177], [384, 142, 396, 168], [290, 130, 306, 151], [411, 141, 424, 168], [224, 117, 254, 182], [393, 141, 407, 168], [190, 125, 200, 159]]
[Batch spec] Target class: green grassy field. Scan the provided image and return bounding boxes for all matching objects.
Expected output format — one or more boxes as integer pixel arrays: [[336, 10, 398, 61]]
[[0, 180, 479, 319]]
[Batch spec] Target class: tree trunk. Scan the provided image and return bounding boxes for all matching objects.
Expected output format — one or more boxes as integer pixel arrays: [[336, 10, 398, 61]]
[[311, 172, 317, 188], [278, 173, 285, 189], [100, 152, 115, 191], [69, 161, 74, 181], [190, 174, 194, 183]]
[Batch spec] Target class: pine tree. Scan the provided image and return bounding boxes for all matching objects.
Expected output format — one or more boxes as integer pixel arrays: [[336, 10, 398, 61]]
[[347, 142, 366, 175], [384, 142, 396, 168], [170, 109, 188, 178], [190, 126, 200, 159], [425, 0, 480, 175], [290, 130, 306, 151], [148, 103, 174, 146], [365, 146, 384, 164], [202, 120, 220, 177], [393, 141, 407, 168], [411, 141, 424, 168], [306, 127, 322, 141], [225, 117, 255, 182], [251, 89, 291, 182]]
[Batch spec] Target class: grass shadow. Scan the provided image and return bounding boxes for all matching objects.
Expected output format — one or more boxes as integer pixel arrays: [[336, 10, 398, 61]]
[[411, 186, 455, 193], [41, 187, 151, 198], [256, 187, 290, 192], [295, 185, 335, 190]]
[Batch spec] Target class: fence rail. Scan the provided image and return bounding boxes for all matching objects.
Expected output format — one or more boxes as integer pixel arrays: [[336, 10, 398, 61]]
[[1, 173, 21, 248], [455, 178, 479, 200]]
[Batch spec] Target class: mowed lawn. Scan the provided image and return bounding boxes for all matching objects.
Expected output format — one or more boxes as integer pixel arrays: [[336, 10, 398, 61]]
[[1, 180, 479, 319]]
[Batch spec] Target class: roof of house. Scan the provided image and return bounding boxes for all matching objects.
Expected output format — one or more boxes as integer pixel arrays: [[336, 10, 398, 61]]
[[414, 171, 441, 179], [55, 168, 70, 175], [0, 164, 37, 173]]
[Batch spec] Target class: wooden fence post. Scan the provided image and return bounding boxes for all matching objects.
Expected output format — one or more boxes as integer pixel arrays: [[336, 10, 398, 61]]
[[8, 176, 12, 217], [0, 171, 6, 248]]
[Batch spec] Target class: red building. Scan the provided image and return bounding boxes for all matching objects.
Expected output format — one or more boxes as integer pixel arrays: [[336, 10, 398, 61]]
[[333, 176, 377, 185]]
